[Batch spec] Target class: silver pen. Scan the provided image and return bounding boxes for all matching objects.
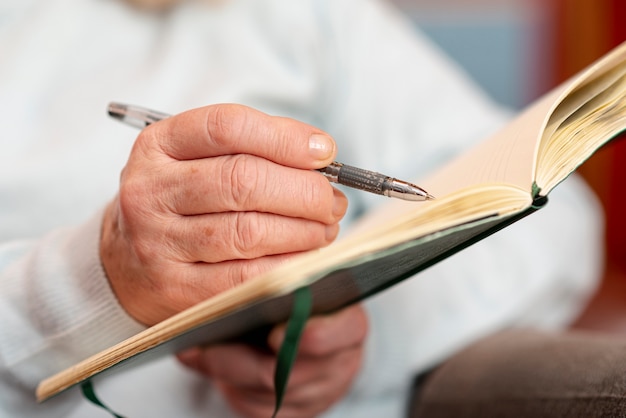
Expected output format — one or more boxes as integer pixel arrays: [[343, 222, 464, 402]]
[[107, 102, 434, 202]]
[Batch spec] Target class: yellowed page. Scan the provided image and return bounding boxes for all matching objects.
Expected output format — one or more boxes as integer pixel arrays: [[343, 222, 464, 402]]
[[423, 91, 558, 197], [345, 88, 562, 237], [536, 41, 626, 192], [349, 41, 626, 235], [537, 71, 626, 192], [428, 40, 626, 202]]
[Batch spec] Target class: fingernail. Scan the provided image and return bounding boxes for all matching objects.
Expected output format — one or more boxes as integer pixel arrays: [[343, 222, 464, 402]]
[[309, 134, 335, 160], [332, 193, 348, 218], [176, 347, 200, 366], [325, 224, 339, 241]]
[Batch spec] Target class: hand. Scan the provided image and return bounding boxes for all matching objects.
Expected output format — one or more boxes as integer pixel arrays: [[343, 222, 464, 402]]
[[100, 104, 348, 325], [177, 303, 368, 418]]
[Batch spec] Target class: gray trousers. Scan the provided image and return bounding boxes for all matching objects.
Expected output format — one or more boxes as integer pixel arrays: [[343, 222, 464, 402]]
[[409, 329, 626, 417]]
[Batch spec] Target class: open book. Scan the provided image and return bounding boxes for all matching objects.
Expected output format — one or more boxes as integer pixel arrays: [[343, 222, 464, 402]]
[[37, 40, 626, 402]]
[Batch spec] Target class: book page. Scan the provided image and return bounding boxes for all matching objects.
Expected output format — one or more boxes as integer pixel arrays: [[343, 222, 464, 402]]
[[535, 41, 626, 192], [537, 71, 626, 192], [349, 41, 626, 234], [344, 87, 562, 236], [422, 90, 559, 197]]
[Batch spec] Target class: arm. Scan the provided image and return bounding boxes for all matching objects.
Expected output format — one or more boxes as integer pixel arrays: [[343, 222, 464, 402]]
[[0, 214, 145, 417], [0, 104, 347, 416]]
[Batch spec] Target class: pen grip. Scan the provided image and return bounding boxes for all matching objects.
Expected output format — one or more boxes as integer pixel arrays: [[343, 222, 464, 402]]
[[337, 164, 386, 196]]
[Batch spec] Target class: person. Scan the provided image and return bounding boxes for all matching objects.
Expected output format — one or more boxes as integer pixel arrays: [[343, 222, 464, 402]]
[[0, 0, 604, 417]]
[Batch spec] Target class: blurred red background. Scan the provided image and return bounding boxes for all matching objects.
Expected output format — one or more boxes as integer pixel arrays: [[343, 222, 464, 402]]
[[553, 0, 626, 331]]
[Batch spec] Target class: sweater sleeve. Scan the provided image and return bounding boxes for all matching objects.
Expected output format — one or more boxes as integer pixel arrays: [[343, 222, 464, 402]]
[[0, 209, 146, 417]]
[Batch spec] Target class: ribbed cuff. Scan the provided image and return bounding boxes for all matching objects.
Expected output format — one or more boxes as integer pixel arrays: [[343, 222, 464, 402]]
[[4, 209, 146, 387], [51, 208, 147, 358]]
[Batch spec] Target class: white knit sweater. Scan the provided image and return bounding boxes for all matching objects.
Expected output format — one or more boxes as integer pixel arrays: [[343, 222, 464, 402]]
[[0, 0, 603, 417]]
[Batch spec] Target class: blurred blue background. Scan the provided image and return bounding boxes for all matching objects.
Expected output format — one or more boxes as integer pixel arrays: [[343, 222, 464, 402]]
[[392, 0, 554, 110]]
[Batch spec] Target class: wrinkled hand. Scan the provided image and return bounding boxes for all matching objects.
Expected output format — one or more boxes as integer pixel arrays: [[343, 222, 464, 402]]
[[177, 303, 368, 418], [100, 104, 348, 325]]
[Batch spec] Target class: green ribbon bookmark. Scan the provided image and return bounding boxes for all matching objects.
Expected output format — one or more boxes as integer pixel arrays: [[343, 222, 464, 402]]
[[81, 286, 312, 418], [81, 380, 125, 418], [272, 286, 313, 418]]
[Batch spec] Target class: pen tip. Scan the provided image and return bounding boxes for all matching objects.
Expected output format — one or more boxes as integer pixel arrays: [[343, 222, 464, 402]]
[[385, 179, 434, 202]]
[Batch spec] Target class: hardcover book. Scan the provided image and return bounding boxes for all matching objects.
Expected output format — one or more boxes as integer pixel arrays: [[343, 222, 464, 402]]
[[37, 40, 626, 403]]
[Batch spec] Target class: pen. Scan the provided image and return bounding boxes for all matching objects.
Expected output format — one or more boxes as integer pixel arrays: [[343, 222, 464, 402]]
[[107, 102, 434, 202]]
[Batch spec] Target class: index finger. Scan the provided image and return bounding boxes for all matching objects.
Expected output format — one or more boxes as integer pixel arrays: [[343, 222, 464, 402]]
[[145, 104, 337, 169]]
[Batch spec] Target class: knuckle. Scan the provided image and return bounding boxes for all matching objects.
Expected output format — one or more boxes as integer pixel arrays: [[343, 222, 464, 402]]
[[128, 231, 161, 266], [266, 116, 295, 161], [224, 257, 277, 289], [205, 104, 246, 149], [301, 324, 329, 356], [223, 262, 258, 289], [222, 155, 261, 207], [119, 138, 171, 219], [221, 260, 251, 290], [236, 258, 266, 283], [133, 125, 167, 160], [346, 348, 364, 377], [231, 213, 265, 259], [118, 175, 149, 224], [175, 279, 210, 311], [301, 177, 335, 222], [117, 180, 172, 267], [257, 361, 275, 390], [351, 305, 369, 344], [132, 128, 153, 154]]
